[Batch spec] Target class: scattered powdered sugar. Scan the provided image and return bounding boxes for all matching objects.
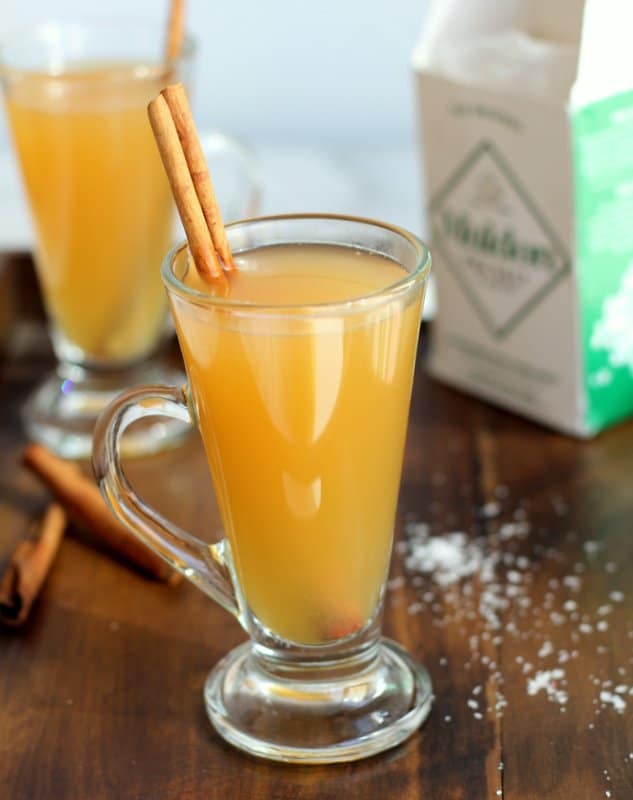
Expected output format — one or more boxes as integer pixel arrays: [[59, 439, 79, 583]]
[[481, 501, 501, 519], [397, 490, 630, 743], [387, 575, 406, 591], [579, 623, 594, 635], [600, 691, 627, 714], [404, 526, 492, 586], [527, 669, 568, 705], [499, 522, 530, 541], [557, 650, 571, 664], [563, 575, 582, 592]]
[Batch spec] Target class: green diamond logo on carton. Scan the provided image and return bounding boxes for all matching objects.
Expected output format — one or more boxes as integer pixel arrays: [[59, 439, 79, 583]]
[[431, 141, 570, 338]]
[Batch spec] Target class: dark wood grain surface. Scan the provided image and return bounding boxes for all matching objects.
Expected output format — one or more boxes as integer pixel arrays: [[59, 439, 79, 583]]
[[1, 255, 632, 799]]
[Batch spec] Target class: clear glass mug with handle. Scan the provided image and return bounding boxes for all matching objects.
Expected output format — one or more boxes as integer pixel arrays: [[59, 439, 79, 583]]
[[93, 214, 433, 764], [0, 19, 259, 459]]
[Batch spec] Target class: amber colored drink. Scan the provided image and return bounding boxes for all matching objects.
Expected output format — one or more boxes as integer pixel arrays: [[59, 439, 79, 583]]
[[5, 63, 172, 361], [170, 244, 424, 643]]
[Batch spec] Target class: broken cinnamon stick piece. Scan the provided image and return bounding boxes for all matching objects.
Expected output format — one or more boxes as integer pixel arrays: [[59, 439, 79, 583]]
[[0, 503, 67, 627], [22, 444, 182, 586]]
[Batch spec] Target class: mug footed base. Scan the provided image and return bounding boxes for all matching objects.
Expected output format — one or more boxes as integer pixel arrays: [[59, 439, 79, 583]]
[[23, 360, 191, 459], [203, 637, 433, 764]]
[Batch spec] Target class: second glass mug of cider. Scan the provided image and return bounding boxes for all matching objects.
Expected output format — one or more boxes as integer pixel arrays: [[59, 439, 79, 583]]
[[0, 19, 258, 458], [93, 214, 433, 763]]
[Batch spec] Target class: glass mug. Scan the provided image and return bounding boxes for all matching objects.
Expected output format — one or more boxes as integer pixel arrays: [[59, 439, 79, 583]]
[[0, 20, 259, 459], [93, 215, 433, 763]]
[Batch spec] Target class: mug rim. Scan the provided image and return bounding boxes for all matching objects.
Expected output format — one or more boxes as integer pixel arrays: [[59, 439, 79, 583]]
[[161, 213, 432, 315], [0, 17, 196, 73]]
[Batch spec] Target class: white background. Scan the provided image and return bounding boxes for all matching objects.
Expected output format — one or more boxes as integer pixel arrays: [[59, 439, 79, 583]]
[[0, 0, 431, 248]]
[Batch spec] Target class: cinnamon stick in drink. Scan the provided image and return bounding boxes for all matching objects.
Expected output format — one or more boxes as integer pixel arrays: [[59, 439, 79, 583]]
[[0, 503, 66, 627], [148, 83, 234, 283], [148, 93, 224, 284], [166, 0, 186, 62], [321, 612, 364, 641], [162, 84, 235, 270], [23, 444, 182, 585]]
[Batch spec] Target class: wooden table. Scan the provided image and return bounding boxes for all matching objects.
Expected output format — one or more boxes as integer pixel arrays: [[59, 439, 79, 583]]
[[1, 255, 632, 799]]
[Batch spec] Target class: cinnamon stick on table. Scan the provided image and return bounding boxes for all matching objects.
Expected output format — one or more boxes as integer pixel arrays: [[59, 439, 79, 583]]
[[0, 503, 67, 627], [23, 444, 182, 586]]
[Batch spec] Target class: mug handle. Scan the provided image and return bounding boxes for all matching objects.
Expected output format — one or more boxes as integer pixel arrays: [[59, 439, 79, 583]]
[[92, 384, 239, 618], [198, 130, 262, 220]]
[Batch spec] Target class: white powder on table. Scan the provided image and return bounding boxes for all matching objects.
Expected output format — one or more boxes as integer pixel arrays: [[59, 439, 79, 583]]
[[398, 492, 628, 751], [600, 691, 627, 714], [527, 669, 568, 705], [404, 526, 491, 586]]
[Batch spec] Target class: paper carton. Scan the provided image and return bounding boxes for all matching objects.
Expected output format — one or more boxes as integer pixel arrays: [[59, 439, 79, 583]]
[[413, 0, 633, 435]]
